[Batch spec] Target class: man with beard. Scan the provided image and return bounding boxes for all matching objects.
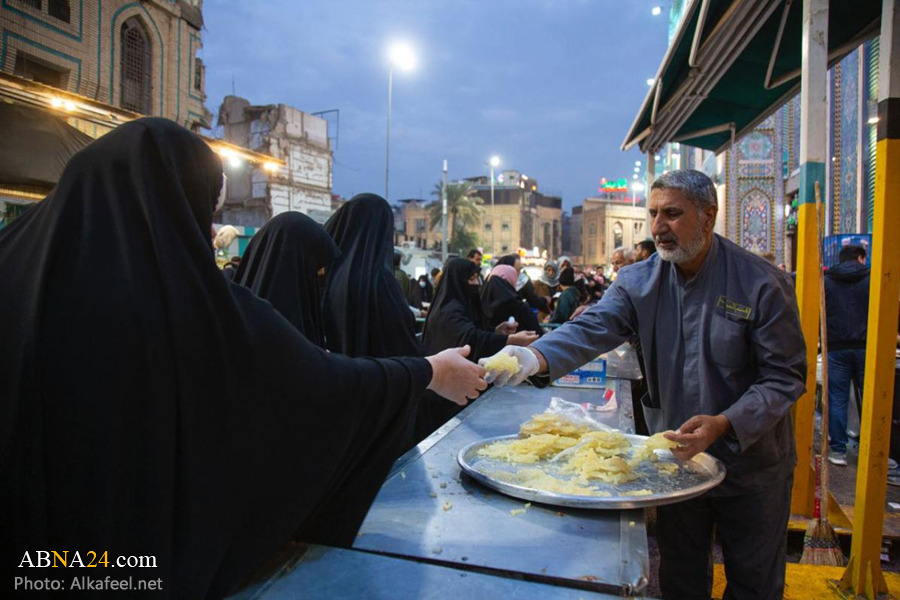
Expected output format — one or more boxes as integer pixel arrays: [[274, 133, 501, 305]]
[[479, 169, 805, 600]]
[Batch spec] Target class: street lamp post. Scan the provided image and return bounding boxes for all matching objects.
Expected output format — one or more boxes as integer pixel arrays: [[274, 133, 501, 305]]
[[385, 43, 416, 203], [489, 155, 500, 255], [441, 159, 448, 262], [631, 181, 645, 208], [385, 67, 393, 201]]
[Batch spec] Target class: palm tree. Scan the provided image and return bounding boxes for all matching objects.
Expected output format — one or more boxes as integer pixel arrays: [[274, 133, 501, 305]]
[[427, 180, 484, 236]]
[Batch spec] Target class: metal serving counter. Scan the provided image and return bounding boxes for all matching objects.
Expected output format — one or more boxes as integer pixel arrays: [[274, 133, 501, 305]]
[[232, 544, 624, 599], [352, 378, 649, 597], [229, 377, 647, 599]]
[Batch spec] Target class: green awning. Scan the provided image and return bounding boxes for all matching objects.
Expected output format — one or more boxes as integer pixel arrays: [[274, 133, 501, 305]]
[[622, 0, 882, 155]]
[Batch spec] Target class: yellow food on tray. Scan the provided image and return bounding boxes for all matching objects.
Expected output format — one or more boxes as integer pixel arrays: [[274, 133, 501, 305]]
[[645, 431, 679, 450], [563, 449, 639, 484], [476, 413, 689, 496], [477, 433, 579, 464], [489, 468, 612, 497], [578, 430, 632, 457], [519, 412, 592, 438], [482, 352, 520, 374], [657, 462, 680, 476], [631, 431, 679, 463]]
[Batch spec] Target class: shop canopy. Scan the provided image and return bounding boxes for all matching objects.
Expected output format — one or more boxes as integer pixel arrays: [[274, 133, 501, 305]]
[[621, 0, 882, 155], [0, 72, 285, 193], [0, 102, 93, 194]]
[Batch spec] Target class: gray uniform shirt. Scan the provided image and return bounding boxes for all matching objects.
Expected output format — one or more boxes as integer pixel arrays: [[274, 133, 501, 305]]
[[531, 235, 806, 495]]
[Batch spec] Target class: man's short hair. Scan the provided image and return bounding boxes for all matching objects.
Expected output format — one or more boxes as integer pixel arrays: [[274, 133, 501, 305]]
[[467, 248, 482, 259], [612, 246, 634, 261], [636, 240, 656, 257], [651, 169, 717, 210], [839, 245, 867, 263], [430, 267, 441, 277]]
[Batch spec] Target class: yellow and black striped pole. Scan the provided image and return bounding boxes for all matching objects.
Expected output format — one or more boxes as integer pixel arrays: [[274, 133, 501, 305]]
[[790, 0, 829, 517], [840, 0, 900, 596]]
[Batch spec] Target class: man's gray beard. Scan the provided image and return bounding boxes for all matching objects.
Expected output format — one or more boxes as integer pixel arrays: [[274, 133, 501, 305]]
[[656, 231, 706, 264]]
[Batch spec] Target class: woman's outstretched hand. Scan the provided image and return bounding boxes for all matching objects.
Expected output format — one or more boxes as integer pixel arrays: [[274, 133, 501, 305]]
[[426, 345, 488, 406]]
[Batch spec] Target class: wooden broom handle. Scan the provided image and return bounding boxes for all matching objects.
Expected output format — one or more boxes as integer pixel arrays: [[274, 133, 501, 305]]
[[815, 180, 831, 521]]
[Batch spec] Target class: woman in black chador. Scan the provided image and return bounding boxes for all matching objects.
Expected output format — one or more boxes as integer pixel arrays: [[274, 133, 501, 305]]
[[323, 193, 422, 358], [414, 258, 537, 440], [0, 119, 485, 599], [235, 211, 339, 348], [480, 264, 542, 335]]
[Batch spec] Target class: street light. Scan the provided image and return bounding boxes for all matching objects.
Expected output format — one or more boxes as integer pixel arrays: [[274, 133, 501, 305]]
[[631, 181, 645, 207], [488, 156, 500, 255], [385, 42, 416, 202], [646, 78, 655, 86], [652, 6, 662, 16]]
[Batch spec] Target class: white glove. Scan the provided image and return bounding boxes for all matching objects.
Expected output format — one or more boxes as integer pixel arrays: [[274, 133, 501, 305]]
[[478, 346, 540, 388]]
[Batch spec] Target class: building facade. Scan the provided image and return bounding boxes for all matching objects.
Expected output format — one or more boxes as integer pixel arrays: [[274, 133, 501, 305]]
[[394, 198, 449, 250], [217, 95, 333, 228], [580, 198, 647, 267], [467, 170, 562, 259], [1, 0, 211, 132]]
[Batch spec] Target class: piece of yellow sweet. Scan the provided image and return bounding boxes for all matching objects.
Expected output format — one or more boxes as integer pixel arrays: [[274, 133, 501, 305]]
[[483, 352, 520, 375], [645, 431, 679, 451]]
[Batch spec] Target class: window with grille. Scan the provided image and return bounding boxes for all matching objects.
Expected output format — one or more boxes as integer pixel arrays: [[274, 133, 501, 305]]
[[120, 18, 152, 114], [19, 0, 41, 10], [14, 52, 66, 88], [48, 0, 69, 22], [194, 57, 203, 92]]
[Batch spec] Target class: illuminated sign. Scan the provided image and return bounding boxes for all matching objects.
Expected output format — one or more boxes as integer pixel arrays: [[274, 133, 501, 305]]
[[598, 178, 628, 193]]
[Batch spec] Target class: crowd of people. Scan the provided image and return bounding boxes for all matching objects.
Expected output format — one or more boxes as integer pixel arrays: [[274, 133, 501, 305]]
[[0, 120, 487, 599], [0, 118, 666, 599], [8, 118, 887, 600]]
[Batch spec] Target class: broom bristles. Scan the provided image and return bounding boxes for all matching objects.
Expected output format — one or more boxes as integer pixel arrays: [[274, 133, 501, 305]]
[[800, 518, 845, 566]]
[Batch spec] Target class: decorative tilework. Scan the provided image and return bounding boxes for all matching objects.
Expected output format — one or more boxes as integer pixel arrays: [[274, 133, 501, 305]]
[[831, 61, 842, 234], [739, 131, 774, 161], [839, 49, 859, 233], [719, 122, 785, 262], [740, 189, 771, 254]]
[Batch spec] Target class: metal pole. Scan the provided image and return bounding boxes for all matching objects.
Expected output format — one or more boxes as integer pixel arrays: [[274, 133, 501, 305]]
[[441, 159, 448, 262], [385, 67, 393, 202], [790, 0, 828, 518], [840, 0, 900, 595], [490, 165, 496, 256]]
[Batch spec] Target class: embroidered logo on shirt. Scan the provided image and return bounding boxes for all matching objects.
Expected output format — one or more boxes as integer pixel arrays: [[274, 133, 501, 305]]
[[717, 296, 752, 320]]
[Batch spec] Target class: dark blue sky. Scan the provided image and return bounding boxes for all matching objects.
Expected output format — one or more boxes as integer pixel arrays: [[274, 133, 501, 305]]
[[202, 1, 670, 211]]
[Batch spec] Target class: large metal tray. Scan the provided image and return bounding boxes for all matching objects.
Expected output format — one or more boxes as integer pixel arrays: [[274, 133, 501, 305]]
[[458, 433, 726, 509]]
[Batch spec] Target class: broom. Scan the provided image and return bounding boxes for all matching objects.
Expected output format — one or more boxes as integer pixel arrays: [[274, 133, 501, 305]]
[[799, 180, 845, 566]]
